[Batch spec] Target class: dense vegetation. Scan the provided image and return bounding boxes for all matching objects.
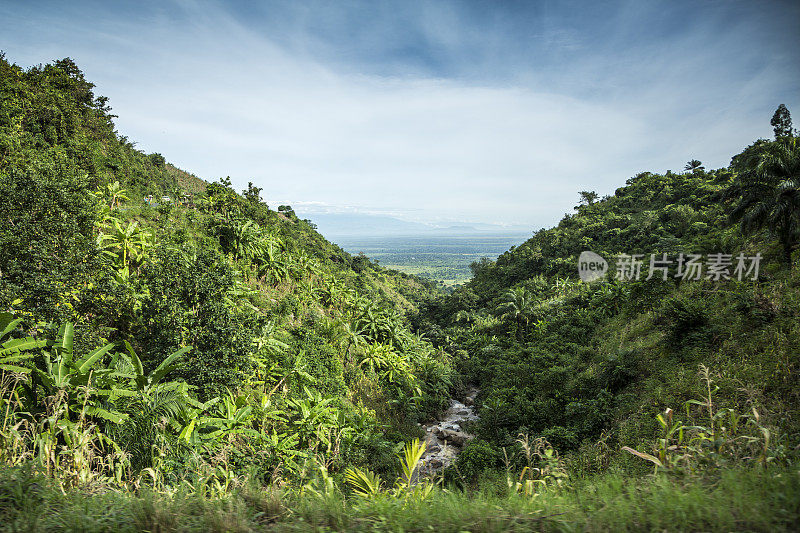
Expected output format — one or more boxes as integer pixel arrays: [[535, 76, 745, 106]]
[[0, 53, 452, 491], [1, 54, 799, 531], [417, 109, 800, 492]]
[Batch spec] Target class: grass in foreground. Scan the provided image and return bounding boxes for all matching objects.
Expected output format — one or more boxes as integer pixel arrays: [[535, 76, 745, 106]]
[[1, 466, 798, 532]]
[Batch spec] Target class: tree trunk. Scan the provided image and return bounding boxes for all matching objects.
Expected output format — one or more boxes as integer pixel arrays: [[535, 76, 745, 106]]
[[782, 236, 795, 267]]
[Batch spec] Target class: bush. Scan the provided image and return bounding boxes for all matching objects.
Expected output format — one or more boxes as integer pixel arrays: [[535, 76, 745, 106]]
[[138, 245, 256, 399], [660, 294, 716, 353], [0, 163, 99, 322], [452, 439, 503, 483]]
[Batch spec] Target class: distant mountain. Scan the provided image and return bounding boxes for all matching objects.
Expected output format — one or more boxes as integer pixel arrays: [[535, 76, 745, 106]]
[[298, 212, 530, 238], [299, 213, 435, 237]]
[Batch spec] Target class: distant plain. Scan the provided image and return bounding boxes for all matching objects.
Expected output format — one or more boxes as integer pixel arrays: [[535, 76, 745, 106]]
[[331, 233, 531, 286]]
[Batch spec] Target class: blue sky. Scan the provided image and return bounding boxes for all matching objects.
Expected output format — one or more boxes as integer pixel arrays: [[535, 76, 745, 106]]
[[2, 0, 798, 228]]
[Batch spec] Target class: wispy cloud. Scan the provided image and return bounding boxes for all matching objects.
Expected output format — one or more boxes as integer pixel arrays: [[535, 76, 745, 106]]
[[1, 0, 798, 228]]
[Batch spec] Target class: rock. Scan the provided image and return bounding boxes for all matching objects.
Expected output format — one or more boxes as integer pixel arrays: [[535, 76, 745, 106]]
[[464, 397, 474, 406], [428, 445, 441, 453], [431, 427, 440, 435], [440, 429, 472, 447], [429, 458, 443, 469], [458, 410, 469, 415]]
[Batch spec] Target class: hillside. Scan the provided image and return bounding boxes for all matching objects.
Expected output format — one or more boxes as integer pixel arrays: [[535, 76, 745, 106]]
[[0, 54, 450, 484], [418, 133, 800, 480], [1, 54, 799, 531]]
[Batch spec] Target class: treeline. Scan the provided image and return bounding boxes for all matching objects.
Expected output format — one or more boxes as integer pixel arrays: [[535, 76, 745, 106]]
[[0, 54, 451, 493], [418, 106, 799, 482]]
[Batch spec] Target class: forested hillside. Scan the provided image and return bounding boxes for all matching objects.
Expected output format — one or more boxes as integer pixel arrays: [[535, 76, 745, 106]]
[[1, 54, 799, 531], [0, 53, 453, 488], [418, 114, 800, 482]]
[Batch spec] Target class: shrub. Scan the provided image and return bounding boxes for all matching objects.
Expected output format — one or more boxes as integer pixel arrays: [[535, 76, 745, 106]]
[[452, 439, 503, 483], [138, 245, 256, 399], [660, 294, 715, 353]]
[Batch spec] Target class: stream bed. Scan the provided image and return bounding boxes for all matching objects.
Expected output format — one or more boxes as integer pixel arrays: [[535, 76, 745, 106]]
[[418, 387, 479, 476]]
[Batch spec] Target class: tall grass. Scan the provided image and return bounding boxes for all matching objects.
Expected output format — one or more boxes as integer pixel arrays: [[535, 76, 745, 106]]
[[1, 464, 797, 532]]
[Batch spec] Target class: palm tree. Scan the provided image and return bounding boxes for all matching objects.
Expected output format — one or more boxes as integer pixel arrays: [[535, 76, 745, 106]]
[[496, 287, 536, 329], [727, 137, 800, 266], [684, 160, 705, 173], [110, 342, 196, 469]]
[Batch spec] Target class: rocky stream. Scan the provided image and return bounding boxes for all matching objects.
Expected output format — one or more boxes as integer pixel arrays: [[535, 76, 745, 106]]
[[418, 387, 479, 476]]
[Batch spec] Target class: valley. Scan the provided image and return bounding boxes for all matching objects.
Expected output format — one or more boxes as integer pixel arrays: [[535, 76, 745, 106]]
[[330, 233, 530, 286]]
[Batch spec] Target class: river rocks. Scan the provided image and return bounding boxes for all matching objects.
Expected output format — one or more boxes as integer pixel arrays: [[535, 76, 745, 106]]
[[420, 386, 480, 476], [440, 429, 471, 446]]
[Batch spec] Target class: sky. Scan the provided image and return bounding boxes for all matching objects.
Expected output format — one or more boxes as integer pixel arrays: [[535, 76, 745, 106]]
[[2, 0, 799, 229]]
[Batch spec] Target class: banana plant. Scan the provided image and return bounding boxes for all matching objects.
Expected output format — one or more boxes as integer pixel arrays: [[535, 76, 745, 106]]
[[227, 219, 265, 262], [353, 302, 407, 348], [204, 390, 259, 441], [36, 324, 115, 389], [97, 218, 152, 276], [0, 312, 47, 373], [321, 279, 348, 309], [359, 343, 416, 387], [32, 323, 125, 424], [285, 386, 339, 448], [177, 396, 220, 444], [263, 431, 304, 474], [116, 341, 192, 394], [252, 322, 289, 356], [251, 323, 289, 383], [288, 250, 320, 280], [95, 180, 130, 210], [222, 277, 260, 312]]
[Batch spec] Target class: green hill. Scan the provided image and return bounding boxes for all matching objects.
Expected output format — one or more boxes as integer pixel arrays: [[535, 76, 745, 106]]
[[0, 54, 449, 483], [1, 53, 799, 531], [418, 128, 800, 480]]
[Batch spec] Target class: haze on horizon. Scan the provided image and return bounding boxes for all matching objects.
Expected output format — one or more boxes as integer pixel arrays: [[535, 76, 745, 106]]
[[2, 0, 798, 229]]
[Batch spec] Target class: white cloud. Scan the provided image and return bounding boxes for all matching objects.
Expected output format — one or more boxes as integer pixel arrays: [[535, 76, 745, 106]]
[[1, 0, 797, 229]]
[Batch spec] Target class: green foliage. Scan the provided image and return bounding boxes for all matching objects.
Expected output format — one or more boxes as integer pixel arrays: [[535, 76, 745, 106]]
[[727, 135, 800, 265], [423, 107, 800, 483], [659, 293, 715, 353], [771, 104, 795, 139], [623, 365, 786, 474], [0, 312, 46, 372], [453, 439, 503, 482], [138, 245, 256, 399], [344, 438, 432, 502], [0, 164, 99, 322], [1, 463, 798, 532], [4, 51, 799, 528]]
